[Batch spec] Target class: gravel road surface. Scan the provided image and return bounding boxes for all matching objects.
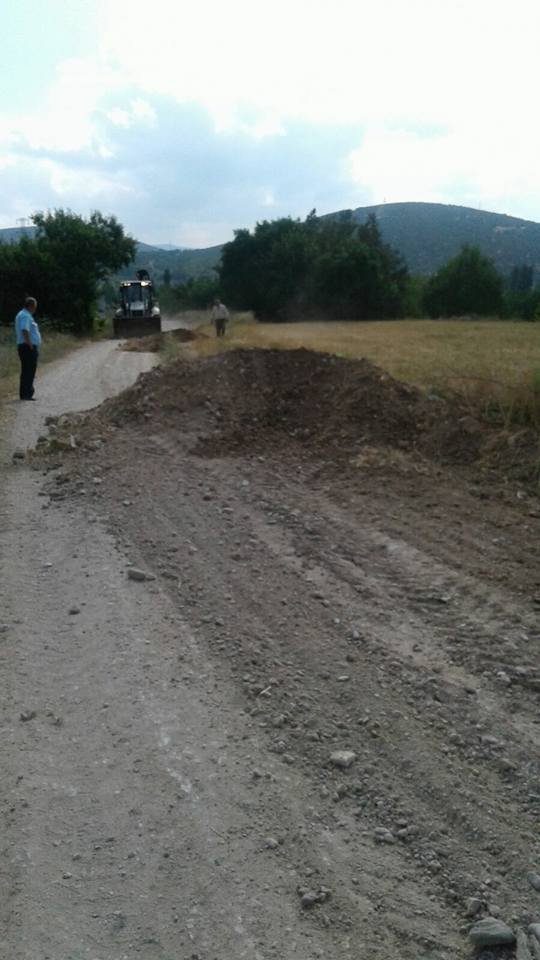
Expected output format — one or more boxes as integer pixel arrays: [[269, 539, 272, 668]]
[[1, 341, 539, 960], [2, 340, 158, 456]]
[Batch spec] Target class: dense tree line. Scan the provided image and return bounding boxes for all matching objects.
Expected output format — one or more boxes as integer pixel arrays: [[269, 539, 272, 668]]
[[0, 210, 135, 333], [504, 263, 540, 320], [218, 211, 409, 321], [422, 245, 504, 317], [2, 207, 539, 328], [159, 275, 220, 313], [215, 213, 540, 322], [421, 246, 540, 320]]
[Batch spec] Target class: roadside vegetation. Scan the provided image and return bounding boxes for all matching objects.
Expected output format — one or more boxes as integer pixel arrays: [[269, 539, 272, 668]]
[[161, 211, 540, 324], [0, 209, 135, 405], [0, 209, 135, 334]]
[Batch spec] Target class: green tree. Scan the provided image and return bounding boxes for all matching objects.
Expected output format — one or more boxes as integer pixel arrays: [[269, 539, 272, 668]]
[[0, 235, 53, 327], [167, 276, 220, 309], [32, 209, 136, 332], [423, 245, 503, 317], [220, 218, 312, 321], [503, 264, 540, 319], [508, 264, 534, 293], [219, 211, 408, 321]]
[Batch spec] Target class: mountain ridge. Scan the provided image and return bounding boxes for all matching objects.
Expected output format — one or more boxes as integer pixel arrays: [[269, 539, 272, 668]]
[[346, 202, 540, 277], [2, 202, 540, 282]]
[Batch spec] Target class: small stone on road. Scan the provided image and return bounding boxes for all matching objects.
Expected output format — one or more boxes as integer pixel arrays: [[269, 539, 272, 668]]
[[469, 918, 516, 947], [329, 750, 356, 769], [528, 873, 540, 893], [127, 567, 156, 582]]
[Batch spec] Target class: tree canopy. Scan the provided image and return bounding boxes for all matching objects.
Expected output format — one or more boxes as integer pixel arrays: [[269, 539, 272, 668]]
[[0, 209, 135, 333], [422, 245, 503, 317], [219, 211, 409, 321], [168, 275, 220, 310]]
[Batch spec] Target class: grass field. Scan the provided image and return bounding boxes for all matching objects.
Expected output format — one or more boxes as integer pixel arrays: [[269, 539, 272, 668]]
[[182, 314, 540, 427]]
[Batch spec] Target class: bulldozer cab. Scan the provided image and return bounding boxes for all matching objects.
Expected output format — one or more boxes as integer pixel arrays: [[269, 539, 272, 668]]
[[113, 272, 161, 338], [119, 280, 154, 316]]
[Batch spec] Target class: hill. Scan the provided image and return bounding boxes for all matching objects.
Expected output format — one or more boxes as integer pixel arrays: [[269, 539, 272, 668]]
[[3, 203, 540, 283], [151, 203, 540, 281], [119, 243, 222, 284], [347, 202, 540, 277], [0, 226, 36, 243], [0, 227, 218, 285]]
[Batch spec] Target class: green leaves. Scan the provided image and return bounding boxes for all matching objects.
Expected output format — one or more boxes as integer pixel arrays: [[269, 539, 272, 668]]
[[219, 212, 409, 321], [0, 210, 135, 333], [169, 276, 220, 309], [423, 245, 504, 318]]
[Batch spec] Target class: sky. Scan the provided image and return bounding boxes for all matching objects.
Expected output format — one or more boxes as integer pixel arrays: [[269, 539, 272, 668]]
[[1, 0, 539, 247]]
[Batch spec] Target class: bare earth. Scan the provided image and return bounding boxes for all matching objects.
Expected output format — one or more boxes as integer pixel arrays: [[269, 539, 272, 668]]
[[1, 342, 539, 960]]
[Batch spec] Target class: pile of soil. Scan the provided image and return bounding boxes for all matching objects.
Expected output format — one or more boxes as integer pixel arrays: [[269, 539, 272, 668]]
[[61, 347, 539, 487], [119, 327, 203, 353]]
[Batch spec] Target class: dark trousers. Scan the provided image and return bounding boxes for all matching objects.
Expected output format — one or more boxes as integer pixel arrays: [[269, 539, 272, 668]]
[[18, 344, 38, 399], [214, 319, 226, 338]]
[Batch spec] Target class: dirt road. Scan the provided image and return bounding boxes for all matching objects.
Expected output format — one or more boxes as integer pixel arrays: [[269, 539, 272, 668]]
[[1, 343, 539, 960], [1, 340, 159, 456]]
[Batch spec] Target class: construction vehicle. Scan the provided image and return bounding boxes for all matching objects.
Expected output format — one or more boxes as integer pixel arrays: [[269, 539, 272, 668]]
[[113, 269, 161, 338]]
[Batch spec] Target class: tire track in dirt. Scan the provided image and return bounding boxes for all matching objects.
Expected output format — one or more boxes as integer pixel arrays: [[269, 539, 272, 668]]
[[47, 406, 539, 959], [11, 345, 540, 959]]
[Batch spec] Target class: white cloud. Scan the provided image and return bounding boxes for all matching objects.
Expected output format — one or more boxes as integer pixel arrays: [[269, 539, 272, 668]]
[[347, 120, 540, 215], [98, 0, 540, 130], [0, 154, 17, 171], [106, 98, 156, 129], [11, 57, 121, 152], [131, 99, 156, 122], [46, 160, 137, 199], [107, 107, 132, 128], [2, 0, 540, 239]]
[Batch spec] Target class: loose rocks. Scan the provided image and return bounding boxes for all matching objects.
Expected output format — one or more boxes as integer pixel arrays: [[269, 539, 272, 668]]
[[300, 892, 319, 909], [20, 710, 37, 722], [373, 827, 396, 845], [528, 873, 540, 893], [468, 917, 516, 947], [127, 567, 156, 582], [298, 887, 331, 909], [329, 750, 356, 769], [517, 929, 533, 960], [465, 898, 483, 918]]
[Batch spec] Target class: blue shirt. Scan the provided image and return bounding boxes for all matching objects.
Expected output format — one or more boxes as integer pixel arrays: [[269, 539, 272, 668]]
[[15, 308, 41, 348]]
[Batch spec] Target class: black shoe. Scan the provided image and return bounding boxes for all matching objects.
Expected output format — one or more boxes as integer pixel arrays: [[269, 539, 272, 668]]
[[20, 397, 37, 401]]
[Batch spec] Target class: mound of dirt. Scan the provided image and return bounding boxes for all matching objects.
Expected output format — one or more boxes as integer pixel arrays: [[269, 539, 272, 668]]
[[120, 327, 203, 353], [59, 347, 539, 486]]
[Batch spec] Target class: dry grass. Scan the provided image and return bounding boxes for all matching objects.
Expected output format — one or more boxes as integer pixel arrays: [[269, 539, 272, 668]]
[[182, 314, 540, 427]]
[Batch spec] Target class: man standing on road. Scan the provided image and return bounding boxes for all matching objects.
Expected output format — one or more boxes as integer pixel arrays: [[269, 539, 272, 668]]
[[210, 297, 230, 338], [15, 296, 41, 401]]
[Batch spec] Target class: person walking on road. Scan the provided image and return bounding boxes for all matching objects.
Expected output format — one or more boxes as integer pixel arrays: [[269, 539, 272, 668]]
[[15, 296, 41, 401], [210, 298, 230, 338]]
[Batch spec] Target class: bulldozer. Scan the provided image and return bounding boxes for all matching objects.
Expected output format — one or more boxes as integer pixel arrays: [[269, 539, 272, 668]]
[[113, 269, 161, 338]]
